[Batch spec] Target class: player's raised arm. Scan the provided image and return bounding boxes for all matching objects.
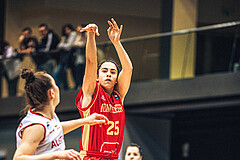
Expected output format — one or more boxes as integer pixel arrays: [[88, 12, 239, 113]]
[[80, 24, 100, 108], [107, 18, 133, 101]]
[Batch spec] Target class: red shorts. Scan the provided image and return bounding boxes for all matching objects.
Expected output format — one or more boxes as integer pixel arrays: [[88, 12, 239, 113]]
[[80, 150, 118, 160], [82, 157, 118, 160]]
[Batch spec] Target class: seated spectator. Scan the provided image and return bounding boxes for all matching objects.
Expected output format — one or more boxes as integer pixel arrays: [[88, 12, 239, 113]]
[[0, 43, 3, 98], [53, 24, 76, 90], [18, 27, 38, 54], [0, 65, 2, 98], [71, 24, 87, 89], [125, 143, 143, 160], [0, 41, 22, 97], [34, 23, 60, 74]]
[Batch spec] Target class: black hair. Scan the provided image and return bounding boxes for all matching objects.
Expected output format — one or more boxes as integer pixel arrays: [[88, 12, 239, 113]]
[[38, 23, 49, 30], [77, 24, 88, 40], [128, 143, 143, 156], [0, 41, 9, 54], [61, 24, 75, 37], [97, 59, 120, 77], [22, 27, 32, 34], [80, 24, 87, 28]]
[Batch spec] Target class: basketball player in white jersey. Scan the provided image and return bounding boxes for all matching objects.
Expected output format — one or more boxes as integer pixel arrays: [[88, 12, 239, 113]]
[[13, 69, 108, 160]]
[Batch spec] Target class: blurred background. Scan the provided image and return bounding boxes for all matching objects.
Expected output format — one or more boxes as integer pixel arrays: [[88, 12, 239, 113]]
[[1, 0, 240, 159]]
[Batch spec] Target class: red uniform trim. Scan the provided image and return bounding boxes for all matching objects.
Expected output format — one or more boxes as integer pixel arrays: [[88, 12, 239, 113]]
[[29, 109, 51, 120], [18, 123, 46, 143], [81, 150, 118, 159], [18, 109, 50, 142], [75, 83, 99, 112]]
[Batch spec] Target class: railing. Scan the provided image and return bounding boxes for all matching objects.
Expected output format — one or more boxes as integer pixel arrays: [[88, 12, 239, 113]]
[[97, 20, 240, 81], [1, 21, 240, 98]]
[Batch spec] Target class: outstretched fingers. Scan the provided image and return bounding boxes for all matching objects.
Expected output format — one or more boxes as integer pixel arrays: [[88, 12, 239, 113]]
[[107, 27, 111, 36], [108, 20, 114, 33], [111, 18, 119, 30], [107, 18, 123, 42], [119, 25, 123, 36], [108, 18, 121, 31]]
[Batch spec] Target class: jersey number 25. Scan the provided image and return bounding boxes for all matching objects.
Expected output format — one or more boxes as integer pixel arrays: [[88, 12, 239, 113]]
[[107, 121, 119, 135]]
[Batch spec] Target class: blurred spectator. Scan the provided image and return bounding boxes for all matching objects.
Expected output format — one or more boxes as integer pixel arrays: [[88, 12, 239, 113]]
[[0, 68, 2, 98], [38, 23, 60, 53], [0, 45, 3, 98], [125, 143, 143, 160], [71, 24, 87, 89], [33, 23, 60, 74], [0, 41, 22, 97], [53, 24, 76, 90], [18, 27, 38, 54]]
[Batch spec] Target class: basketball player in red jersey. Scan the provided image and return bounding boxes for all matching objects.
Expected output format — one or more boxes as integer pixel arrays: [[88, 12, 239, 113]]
[[75, 18, 133, 159]]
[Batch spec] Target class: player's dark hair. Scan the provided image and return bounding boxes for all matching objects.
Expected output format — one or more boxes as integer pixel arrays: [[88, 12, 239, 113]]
[[97, 59, 120, 78], [128, 143, 143, 156], [21, 69, 53, 114]]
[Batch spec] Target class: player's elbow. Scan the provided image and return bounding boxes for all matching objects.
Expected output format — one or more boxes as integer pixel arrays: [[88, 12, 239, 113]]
[[125, 65, 133, 75], [130, 65, 133, 72]]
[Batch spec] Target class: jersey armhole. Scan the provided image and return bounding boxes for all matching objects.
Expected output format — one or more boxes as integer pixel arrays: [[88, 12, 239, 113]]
[[18, 123, 46, 143], [76, 82, 99, 112]]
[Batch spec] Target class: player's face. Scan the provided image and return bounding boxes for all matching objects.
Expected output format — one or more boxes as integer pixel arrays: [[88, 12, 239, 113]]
[[125, 146, 142, 160], [97, 62, 118, 90], [46, 74, 60, 106]]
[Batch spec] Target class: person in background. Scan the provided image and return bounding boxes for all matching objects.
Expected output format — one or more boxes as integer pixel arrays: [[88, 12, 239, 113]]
[[13, 68, 109, 160], [53, 24, 76, 90], [72, 24, 87, 90], [0, 42, 3, 98], [0, 63, 2, 98], [125, 143, 143, 160], [35, 23, 60, 74], [18, 27, 38, 55], [0, 41, 21, 97]]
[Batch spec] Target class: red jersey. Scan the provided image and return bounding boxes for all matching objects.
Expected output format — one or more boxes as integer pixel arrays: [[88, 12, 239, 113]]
[[75, 83, 125, 159]]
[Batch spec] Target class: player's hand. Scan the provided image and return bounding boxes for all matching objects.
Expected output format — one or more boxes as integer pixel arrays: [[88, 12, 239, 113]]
[[54, 149, 81, 160], [80, 24, 100, 36], [86, 113, 109, 126], [107, 18, 123, 44]]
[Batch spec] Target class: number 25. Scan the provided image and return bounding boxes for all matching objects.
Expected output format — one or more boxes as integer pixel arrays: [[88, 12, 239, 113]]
[[107, 121, 119, 135]]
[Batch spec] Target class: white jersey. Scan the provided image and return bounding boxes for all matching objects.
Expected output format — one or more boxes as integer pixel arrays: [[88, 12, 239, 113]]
[[16, 109, 65, 155]]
